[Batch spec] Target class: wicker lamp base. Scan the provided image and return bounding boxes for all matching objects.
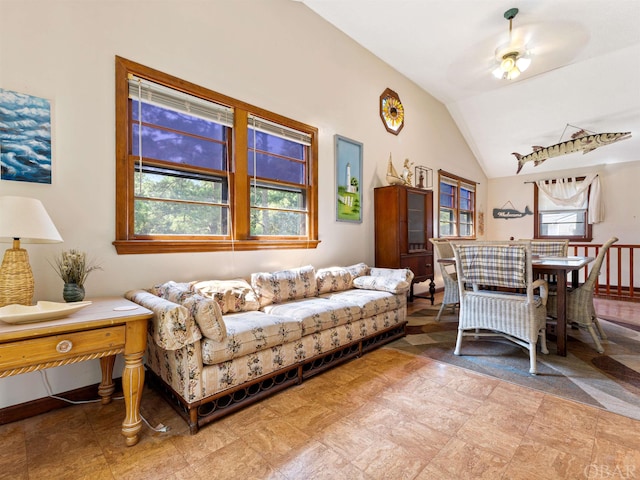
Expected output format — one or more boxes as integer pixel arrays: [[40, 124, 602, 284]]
[[0, 246, 34, 307]]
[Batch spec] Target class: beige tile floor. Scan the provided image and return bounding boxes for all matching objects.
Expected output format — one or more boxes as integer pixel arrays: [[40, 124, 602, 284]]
[[2, 297, 639, 480]]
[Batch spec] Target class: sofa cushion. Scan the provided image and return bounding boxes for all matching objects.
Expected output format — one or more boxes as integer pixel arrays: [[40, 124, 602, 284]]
[[192, 279, 260, 313], [251, 265, 317, 307], [151, 282, 227, 342], [316, 266, 352, 294], [344, 263, 369, 286], [353, 276, 410, 294], [200, 311, 302, 365], [262, 297, 361, 336], [152, 281, 194, 303], [181, 294, 226, 342], [124, 289, 201, 351], [370, 267, 414, 284], [321, 289, 406, 318]]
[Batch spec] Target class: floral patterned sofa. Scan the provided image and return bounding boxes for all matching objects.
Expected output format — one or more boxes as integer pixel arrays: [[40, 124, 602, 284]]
[[125, 263, 413, 433]]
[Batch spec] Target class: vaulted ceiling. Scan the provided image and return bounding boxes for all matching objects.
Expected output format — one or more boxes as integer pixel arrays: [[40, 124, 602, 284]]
[[301, 0, 640, 179]]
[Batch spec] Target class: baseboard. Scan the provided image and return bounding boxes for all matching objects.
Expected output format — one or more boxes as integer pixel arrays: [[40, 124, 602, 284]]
[[0, 378, 123, 426]]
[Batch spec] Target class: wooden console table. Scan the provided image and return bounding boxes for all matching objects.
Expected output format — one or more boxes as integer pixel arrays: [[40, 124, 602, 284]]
[[0, 297, 152, 446]]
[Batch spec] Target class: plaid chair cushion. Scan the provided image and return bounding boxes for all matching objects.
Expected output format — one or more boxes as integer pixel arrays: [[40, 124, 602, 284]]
[[458, 245, 526, 289], [530, 241, 567, 257]]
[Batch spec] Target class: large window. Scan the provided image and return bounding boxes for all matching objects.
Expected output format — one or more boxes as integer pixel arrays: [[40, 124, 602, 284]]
[[534, 177, 593, 241], [438, 170, 476, 238], [114, 57, 318, 254]]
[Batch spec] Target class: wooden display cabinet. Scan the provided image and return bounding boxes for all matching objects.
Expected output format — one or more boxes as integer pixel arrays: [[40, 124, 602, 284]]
[[374, 185, 435, 303]]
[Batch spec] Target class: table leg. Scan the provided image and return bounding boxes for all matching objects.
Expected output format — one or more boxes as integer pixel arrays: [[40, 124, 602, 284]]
[[571, 270, 580, 288], [556, 271, 568, 356], [121, 318, 147, 447], [429, 278, 435, 305], [98, 356, 116, 405]]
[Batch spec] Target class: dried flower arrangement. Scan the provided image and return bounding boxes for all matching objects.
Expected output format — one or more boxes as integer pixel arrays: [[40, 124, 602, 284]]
[[50, 249, 102, 286]]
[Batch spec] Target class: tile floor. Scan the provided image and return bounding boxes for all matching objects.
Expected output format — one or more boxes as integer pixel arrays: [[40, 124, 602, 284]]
[[2, 296, 639, 480]]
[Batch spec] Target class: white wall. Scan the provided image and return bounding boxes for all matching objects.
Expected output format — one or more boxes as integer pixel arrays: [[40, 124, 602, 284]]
[[486, 161, 640, 244], [0, 0, 485, 407]]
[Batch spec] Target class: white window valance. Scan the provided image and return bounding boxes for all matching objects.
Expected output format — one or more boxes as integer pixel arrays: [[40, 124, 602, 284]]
[[536, 173, 602, 224]]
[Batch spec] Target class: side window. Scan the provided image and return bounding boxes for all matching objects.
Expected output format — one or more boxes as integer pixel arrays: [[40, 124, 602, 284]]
[[114, 57, 318, 254], [438, 170, 477, 238], [534, 177, 593, 241]]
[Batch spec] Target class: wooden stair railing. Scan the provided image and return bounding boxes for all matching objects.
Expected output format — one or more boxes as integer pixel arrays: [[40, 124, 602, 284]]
[[570, 243, 638, 302]]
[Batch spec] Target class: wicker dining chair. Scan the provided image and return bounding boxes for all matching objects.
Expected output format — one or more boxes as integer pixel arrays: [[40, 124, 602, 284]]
[[546, 236, 619, 354], [527, 239, 569, 286], [451, 240, 549, 374], [429, 238, 459, 321]]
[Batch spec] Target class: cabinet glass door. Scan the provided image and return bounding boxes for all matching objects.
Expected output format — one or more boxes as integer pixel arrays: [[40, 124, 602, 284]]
[[407, 191, 425, 252]]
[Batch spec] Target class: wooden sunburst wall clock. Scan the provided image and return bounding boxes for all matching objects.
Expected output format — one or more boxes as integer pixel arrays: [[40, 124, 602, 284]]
[[379, 88, 405, 135]]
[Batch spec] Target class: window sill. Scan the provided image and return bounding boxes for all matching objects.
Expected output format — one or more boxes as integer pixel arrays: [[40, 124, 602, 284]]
[[113, 239, 320, 255]]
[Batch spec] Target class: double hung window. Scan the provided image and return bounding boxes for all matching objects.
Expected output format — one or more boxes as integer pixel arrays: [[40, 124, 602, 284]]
[[248, 116, 310, 236], [114, 57, 318, 254], [438, 170, 476, 238], [534, 176, 593, 241]]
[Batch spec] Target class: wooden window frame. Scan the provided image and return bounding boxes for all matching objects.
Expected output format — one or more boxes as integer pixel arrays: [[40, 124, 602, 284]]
[[113, 56, 319, 254], [438, 170, 477, 239], [533, 176, 593, 242]]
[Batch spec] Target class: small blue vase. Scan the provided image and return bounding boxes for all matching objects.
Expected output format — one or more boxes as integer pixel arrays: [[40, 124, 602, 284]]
[[63, 283, 85, 302]]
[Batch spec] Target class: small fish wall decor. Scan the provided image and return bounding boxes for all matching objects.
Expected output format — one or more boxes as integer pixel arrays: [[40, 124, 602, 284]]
[[513, 128, 632, 174], [493, 201, 533, 219]]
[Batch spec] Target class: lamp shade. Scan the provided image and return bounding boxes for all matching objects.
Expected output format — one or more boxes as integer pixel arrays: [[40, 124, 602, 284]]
[[0, 196, 62, 306], [0, 196, 63, 243]]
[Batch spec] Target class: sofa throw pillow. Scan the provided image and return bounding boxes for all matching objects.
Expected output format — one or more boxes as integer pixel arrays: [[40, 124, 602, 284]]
[[353, 275, 410, 294], [192, 279, 260, 313], [181, 294, 226, 342], [124, 289, 201, 351], [316, 266, 352, 294], [344, 263, 369, 286], [152, 281, 194, 303], [251, 265, 317, 307], [369, 267, 414, 284]]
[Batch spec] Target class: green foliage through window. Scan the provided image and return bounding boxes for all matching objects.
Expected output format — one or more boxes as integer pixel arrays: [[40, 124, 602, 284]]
[[438, 171, 476, 238], [114, 56, 318, 253]]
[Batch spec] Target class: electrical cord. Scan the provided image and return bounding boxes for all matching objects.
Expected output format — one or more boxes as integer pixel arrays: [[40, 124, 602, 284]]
[[40, 370, 101, 405], [38, 370, 170, 433]]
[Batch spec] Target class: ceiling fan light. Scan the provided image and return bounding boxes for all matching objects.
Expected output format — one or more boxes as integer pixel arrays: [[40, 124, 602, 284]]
[[492, 66, 505, 79], [491, 8, 532, 81], [507, 68, 521, 80], [516, 56, 531, 72], [501, 55, 517, 72]]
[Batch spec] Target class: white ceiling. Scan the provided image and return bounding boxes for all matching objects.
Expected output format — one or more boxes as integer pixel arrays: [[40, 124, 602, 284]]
[[300, 0, 640, 179]]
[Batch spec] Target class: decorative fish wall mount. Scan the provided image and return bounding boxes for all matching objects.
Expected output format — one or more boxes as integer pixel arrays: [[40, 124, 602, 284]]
[[513, 128, 632, 174]]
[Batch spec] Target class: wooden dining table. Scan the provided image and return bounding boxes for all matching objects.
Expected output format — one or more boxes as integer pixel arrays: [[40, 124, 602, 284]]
[[438, 255, 594, 356], [531, 256, 594, 356]]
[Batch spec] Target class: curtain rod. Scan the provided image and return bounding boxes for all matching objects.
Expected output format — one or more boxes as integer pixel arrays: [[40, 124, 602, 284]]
[[523, 174, 598, 184]]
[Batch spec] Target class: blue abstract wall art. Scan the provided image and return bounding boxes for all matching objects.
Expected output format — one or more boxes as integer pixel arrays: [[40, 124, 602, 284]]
[[0, 89, 52, 184]]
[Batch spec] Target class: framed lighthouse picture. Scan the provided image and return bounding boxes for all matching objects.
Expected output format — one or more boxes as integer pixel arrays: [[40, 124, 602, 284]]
[[334, 134, 363, 223]]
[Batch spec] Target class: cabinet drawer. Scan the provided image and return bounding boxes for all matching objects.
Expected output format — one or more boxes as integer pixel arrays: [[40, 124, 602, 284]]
[[401, 253, 434, 279], [0, 326, 126, 371]]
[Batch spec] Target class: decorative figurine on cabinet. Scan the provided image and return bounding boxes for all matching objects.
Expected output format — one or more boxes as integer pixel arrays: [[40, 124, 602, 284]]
[[401, 159, 414, 186]]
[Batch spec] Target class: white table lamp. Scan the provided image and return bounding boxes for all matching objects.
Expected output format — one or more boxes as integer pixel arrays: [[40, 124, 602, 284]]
[[0, 196, 63, 306]]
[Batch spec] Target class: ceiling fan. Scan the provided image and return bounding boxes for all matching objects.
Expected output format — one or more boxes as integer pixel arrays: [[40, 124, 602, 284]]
[[445, 6, 589, 93], [491, 7, 531, 80]]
